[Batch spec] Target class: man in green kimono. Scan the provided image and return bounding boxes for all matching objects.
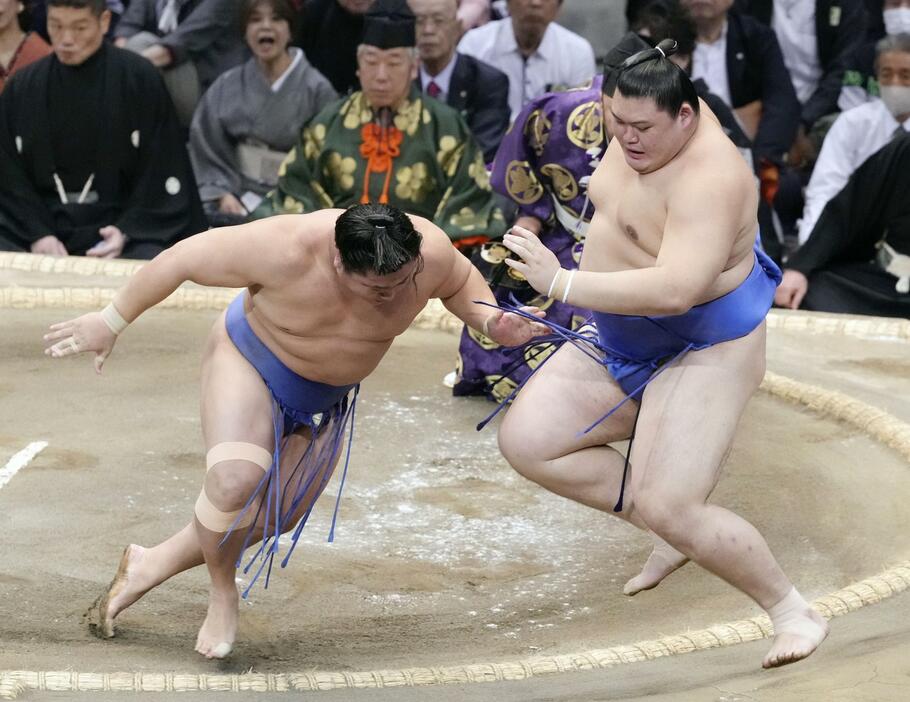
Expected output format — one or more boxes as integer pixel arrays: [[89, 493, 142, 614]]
[[253, 0, 506, 248]]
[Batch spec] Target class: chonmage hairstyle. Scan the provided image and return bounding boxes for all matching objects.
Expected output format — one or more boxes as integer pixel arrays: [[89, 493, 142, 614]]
[[335, 203, 423, 276], [47, 0, 106, 15], [615, 38, 701, 117]]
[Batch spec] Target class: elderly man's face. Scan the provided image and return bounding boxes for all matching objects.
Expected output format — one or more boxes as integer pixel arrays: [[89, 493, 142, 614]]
[[409, 0, 460, 68], [878, 49, 910, 87], [357, 46, 418, 107], [337, 0, 373, 13], [680, 0, 734, 23], [507, 0, 560, 40], [47, 5, 110, 66]]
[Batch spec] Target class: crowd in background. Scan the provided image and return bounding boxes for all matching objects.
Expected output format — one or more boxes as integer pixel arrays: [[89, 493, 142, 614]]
[[1, 0, 908, 397]]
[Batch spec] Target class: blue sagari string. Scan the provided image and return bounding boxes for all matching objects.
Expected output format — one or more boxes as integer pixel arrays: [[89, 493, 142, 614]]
[[217, 388, 359, 599], [471, 299, 699, 512]]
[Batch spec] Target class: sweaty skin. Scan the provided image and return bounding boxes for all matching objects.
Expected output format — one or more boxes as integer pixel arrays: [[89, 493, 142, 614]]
[[499, 95, 828, 670], [45, 209, 546, 659]]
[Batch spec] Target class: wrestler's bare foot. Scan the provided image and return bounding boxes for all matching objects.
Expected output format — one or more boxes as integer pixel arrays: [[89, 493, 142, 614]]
[[85, 544, 151, 639], [763, 605, 828, 668], [195, 586, 239, 659], [623, 533, 689, 596]]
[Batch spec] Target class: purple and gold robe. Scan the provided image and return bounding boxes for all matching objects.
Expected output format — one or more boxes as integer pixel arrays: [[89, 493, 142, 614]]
[[454, 77, 605, 402]]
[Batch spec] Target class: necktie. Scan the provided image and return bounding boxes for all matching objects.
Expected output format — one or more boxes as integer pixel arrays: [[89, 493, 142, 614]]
[[426, 80, 442, 98]]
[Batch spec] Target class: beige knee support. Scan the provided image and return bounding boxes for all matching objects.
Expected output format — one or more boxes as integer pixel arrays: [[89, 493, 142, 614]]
[[194, 442, 273, 532]]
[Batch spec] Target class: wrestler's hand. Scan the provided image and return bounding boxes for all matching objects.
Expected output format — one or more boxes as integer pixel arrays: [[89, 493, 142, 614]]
[[501, 225, 561, 295], [43, 312, 117, 374], [774, 270, 808, 310], [483, 306, 549, 347]]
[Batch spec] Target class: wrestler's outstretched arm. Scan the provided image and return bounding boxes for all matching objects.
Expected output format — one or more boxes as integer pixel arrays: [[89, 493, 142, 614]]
[[425, 225, 548, 347], [502, 175, 744, 317], [42, 216, 303, 372]]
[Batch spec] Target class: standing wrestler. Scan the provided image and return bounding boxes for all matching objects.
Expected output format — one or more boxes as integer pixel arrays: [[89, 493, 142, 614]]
[[43, 204, 544, 659], [497, 40, 828, 669]]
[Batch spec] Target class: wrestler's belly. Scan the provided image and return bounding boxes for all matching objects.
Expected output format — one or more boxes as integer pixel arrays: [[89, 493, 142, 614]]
[[212, 312, 390, 386]]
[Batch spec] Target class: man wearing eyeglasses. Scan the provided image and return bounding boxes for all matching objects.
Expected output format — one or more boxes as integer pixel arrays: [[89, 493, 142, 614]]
[[495, 39, 829, 670], [409, 0, 510, 162]]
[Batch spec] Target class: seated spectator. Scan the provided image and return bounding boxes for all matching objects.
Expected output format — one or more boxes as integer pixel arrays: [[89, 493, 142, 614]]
[[454, 16, 761, 402], [775, 34, 910, 317], [735, 0, 866, 165], [683, 0, 799, 164], [113, 0, 247, 126], [0, 0, 205, 258], [457, 0, 596, 119], [1, 0, 52, 93], [296, 0, 371, 95], [189, 0, 336, 226], [409, 0, 509, 161], [682, 0, 800, 257], [254, 0, 506, 247], [840, 0, 909, 108], [633, 0, 753, 156], [454, 34, 650, 401]]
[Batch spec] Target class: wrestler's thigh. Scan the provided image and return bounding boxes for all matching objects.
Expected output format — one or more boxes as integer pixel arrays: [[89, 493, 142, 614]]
[[629, 323, 767, 504], [277, 426, 345, 525], [499, 340, 638, 460], [199, 316, 274, 451]]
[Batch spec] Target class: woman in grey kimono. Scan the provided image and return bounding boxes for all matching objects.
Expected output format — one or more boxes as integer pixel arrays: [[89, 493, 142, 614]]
[[189, 0, 337, 226]]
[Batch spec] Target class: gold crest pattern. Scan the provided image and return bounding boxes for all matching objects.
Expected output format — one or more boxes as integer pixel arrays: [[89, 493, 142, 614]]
[[302, 124, 326, 160], [487, 375, 519, 403], [566, 100, 603, 150], [437, 135, 464, 177], [394, 163, 435, 203], [323, 152, 357, 191], [449, 206, 480, 231], [277, 147, 297, 178], [341, 94, 373, 130], [540, 163, 579, 201], [524, 341, 557, 371], [467, 325, 500, 350], [504, 160, 544, 205], [281, 195, 304, 213], [524, 108, 552, 157], [468, 152, 491, 190]]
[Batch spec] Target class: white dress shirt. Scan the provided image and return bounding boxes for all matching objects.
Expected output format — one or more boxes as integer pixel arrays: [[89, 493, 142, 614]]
[[772, 0, 823, 104], [457, 17, 596, 120], [798, 99, 910, 243], [691, 21, 733, 108], [419, 53, 458, 101]]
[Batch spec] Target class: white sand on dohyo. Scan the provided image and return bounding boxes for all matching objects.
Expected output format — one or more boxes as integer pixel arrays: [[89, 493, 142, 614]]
[[0, 253, 908, 699]]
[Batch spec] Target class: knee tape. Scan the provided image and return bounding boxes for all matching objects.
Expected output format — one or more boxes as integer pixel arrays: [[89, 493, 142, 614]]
[[194, 441, 273, 532]]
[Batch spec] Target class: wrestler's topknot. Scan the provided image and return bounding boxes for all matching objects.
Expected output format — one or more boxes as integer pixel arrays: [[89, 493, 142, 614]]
[[335, 203, 423, 276], [615, 37, 700, 118]]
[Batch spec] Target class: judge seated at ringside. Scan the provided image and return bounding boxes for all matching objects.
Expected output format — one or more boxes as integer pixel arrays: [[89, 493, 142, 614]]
[[0, 0, 205, 259]]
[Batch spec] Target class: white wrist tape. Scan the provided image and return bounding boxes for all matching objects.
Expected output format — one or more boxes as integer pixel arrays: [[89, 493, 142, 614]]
[[561, 270, 577, 303], [547, 268, 564, 299], [100, 303, 129, 336]]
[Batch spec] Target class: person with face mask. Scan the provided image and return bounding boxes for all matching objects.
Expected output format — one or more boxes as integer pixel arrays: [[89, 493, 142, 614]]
[[775, 33, 910, 316], [840, 0, 910, 108]]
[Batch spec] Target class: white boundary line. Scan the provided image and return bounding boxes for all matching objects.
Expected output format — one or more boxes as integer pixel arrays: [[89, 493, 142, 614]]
[[0, 442, 48, 491]]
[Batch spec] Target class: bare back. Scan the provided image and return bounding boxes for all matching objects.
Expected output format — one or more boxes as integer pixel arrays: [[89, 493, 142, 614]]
[[583, 102, 759, 305], [196, 210, 470, 385]]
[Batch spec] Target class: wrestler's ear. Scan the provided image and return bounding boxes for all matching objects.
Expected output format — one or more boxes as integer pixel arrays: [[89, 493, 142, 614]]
[[677, 102, 696, 129]]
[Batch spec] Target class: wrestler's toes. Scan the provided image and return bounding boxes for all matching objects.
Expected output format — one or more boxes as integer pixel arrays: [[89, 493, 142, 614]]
[[209, 642, 233, 659]]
